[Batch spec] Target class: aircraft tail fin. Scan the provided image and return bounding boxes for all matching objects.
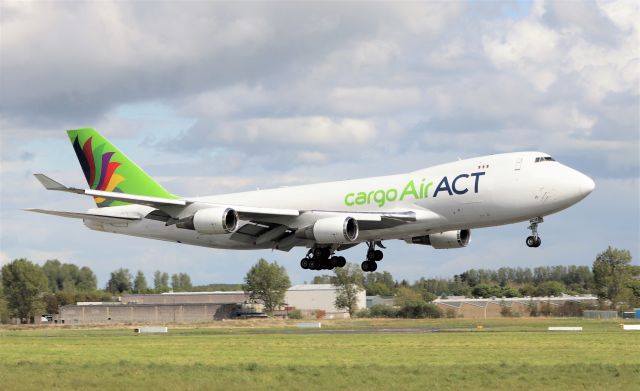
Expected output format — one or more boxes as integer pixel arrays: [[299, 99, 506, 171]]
[[66, 128, 176, 207]]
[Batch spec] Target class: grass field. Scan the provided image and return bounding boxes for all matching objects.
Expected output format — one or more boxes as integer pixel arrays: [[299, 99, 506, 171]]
[[1, 318, 639, 390]]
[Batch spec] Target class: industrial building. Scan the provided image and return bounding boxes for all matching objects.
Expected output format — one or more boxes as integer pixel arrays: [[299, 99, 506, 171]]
[[285, 284, 366, 319], [433, 295, 599, 319], [57, 284, 364, 324]]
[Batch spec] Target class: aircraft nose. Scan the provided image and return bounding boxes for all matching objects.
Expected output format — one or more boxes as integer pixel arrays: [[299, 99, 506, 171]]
[[577, 172, 595, 197]]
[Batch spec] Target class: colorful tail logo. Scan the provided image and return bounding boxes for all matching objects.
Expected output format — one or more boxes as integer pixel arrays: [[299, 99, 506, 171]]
[[72, 136, 125, 207]]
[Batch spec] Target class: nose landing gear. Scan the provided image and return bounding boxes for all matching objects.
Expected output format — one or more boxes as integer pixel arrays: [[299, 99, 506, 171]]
[[526, 217, 543, 248]]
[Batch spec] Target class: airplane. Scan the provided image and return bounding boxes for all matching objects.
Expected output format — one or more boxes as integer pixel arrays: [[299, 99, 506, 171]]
[[27, 128, 595, 272]]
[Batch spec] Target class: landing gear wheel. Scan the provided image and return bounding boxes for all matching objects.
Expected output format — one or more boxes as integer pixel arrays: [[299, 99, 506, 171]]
[[300, 258, 309, 269], [335, 256, 346, 268], [534, 237, 541, 247], [361, 260, 378, 272], [373, 250, 383, 261], [526, 236, 542, 248], [308, 259, 318, 270], [367, 249, 376, 261], [526, 236, 536, 248]]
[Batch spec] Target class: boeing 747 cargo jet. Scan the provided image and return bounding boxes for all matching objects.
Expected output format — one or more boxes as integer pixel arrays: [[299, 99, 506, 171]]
[[28, 128, 595, 272]]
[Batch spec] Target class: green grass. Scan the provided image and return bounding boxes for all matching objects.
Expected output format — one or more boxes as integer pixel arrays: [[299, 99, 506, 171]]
[[1, 319, 639, 390]]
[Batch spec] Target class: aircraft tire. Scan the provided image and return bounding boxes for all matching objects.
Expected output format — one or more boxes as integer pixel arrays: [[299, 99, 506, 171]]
[[374, 250, 383, 261], [300, 258, 309, 269]]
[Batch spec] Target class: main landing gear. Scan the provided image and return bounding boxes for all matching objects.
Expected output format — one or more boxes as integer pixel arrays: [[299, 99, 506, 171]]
[[300, 242, 386, 272], [300, 247, 346, 270], [526, 217, 543, 248], [361, 241, 384, 272]]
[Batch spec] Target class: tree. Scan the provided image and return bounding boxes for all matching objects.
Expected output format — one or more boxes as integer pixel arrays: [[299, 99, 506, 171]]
[[153, 271, 170, 292], [1, 259, 48, 322], [593, 247, 635, 308], [243, 259, 291, 313], [171, 273, 192, 291], [333, 263, 364, 316], [133, 271, 148, 293], [311, 275, 333, 284], [364, 271, 396, 296], [0, 283, 9, 323], [534, 281, 565, 297], [41, 260, 97, 292], [105, 268, 132, 294], [394, 287, 425, 307]]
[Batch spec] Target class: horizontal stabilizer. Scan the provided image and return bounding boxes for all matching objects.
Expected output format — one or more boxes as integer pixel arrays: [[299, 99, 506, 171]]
[[24, 208, 141, 223], [33, 173, 187, 209], [34, 173, 77, 192]]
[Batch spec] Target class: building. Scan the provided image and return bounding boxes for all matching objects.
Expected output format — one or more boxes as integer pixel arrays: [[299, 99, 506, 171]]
[[433, 295, 599, 319], [285, 284, 366, 319], [366, 295, 395, 308], [57, 285, 365, 324]]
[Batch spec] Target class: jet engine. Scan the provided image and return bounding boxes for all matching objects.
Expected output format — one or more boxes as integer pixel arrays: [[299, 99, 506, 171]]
[[409, 229, 470, 249], [176, 207, 238, 234], [296, 216, 359, 244]]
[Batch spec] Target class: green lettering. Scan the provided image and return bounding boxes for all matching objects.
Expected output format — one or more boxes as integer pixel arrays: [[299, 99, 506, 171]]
[[386, 188, 398, 202], [344, 193, 355, 206], [374, 190, 386, 207], [355, 192, 367, 205], [423, 181, 433, 198], [400, 180, 419, 201]]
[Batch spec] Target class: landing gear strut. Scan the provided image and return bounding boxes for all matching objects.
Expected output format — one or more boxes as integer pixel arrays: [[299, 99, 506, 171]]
[[526, 217, 543, 248], [361, 241, 384, 272], [300, 247, 346, 270]]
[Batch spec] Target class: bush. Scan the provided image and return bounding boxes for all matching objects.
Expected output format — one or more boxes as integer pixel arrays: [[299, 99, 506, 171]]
[[500, 305, 520, 317], [397, 303, 442, 319], [445, 307, 457, 318], [315, 309, 326, 319], [288, 309, 303, 319], [354, 308, 370, 318], [368, 304, 398, 318]]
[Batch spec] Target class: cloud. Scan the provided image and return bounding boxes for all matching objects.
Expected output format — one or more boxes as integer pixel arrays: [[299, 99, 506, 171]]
[[0, 1, 638, 285]]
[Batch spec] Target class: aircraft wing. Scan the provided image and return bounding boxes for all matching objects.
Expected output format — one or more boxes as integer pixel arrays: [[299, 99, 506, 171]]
[[25, 208, 141, 223]]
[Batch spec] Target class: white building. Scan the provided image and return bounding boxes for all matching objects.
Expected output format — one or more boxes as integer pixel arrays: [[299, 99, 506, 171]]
[[285, 284, 366, 319]]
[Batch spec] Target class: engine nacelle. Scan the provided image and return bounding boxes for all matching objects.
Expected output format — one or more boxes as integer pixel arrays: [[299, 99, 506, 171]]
[[409, 229, 471, 249], [177, 207, 238, 234], [296, 216, 359, 244]]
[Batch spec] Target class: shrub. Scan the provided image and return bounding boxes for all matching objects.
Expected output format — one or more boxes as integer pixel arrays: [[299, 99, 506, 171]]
[[315, 309, 326, 319], [288, 309, 303, 319], [369, 304, 398, 318], [354, 308, 370, 318], [397, 303, 442, 318], [445, 307, 457, 318]]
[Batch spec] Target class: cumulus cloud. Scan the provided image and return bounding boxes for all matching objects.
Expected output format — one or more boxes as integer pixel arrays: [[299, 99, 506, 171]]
[[0, 0, 638, 284]]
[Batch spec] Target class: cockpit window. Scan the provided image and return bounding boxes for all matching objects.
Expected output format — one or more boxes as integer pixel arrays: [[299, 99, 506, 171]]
[[535, 156, 556, 163]]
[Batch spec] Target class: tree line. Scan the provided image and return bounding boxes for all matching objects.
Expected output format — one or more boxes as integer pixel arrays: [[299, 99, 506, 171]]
[[0, 259, 195, 323], [1, 246, 637, 323]]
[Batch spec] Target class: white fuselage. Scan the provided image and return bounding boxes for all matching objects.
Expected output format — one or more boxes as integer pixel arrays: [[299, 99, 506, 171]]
[[83, 152, 595, 251]]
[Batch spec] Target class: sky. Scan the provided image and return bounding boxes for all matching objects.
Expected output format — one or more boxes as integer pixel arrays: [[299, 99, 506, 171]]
[[0, 0, 638, 287]]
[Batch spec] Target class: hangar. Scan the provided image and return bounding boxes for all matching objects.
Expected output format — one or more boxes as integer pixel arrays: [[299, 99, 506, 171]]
[[57, 284, 363, 324]]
